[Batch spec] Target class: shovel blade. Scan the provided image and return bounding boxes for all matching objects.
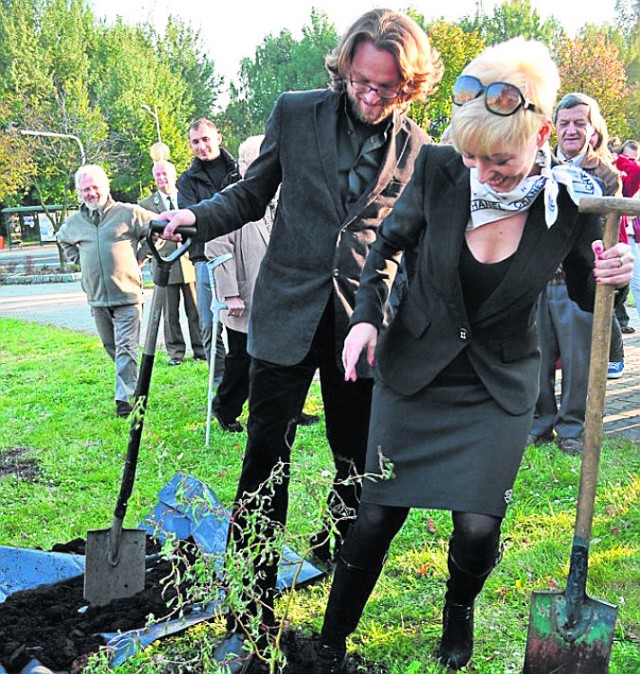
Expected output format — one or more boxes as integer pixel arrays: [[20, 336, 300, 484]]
[[523, 590, 617, 673], [84, 527, 146, 605]]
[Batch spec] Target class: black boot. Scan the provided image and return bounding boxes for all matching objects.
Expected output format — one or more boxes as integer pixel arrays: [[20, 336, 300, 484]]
[[438, 534, 502, 670], [315, 553, 385, 670], [311, 642, 346, 674], [439, 600, 474, 670]]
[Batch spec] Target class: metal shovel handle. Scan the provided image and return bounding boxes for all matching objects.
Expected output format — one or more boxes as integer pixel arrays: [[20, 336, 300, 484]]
[[111, 221, 197, 527]]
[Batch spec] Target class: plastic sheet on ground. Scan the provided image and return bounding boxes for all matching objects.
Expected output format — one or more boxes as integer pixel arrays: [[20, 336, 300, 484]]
[[0, 546, 85, 603], [0, 473, 325, 672]]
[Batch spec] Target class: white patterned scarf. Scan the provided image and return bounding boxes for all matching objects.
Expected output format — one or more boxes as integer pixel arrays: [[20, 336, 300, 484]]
[[468, 143, 602, 230]]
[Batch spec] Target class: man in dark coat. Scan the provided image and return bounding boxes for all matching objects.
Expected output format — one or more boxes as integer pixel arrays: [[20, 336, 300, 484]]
[[160, 9, 442, 670], [176, 118, 240, 382]]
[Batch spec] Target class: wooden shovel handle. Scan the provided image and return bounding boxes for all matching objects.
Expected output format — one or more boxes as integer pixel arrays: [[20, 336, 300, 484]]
[[575, 205, 620, 544]]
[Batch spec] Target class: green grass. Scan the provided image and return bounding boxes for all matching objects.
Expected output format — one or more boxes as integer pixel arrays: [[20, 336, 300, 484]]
[[1, 317, 639, 672]]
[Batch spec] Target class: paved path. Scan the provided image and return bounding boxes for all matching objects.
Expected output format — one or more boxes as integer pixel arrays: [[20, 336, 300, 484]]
[[1, 269, 639, 444]]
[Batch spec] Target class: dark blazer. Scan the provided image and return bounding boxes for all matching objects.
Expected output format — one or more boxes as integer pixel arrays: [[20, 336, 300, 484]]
[[189, 89, 429, 374], [352, 144, 603, 414], [139, 191, 195, 285]]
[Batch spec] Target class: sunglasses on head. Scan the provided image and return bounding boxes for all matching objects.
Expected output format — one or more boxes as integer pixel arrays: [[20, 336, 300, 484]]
[[452, 75, 541, 116]]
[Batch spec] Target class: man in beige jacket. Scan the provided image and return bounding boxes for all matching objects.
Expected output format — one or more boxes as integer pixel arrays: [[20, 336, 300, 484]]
[[57, 165, 153, 417]]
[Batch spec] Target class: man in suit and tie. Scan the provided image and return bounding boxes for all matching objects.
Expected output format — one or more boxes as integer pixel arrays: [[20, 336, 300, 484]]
[[159, 9, 442, 669], [139, 160, 206, 365]]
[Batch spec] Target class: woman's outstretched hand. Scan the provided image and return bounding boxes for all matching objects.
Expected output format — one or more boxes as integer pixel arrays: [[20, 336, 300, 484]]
[[342, 322, 378, 382]]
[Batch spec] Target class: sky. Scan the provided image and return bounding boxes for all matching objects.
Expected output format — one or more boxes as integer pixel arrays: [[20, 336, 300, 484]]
[[91, 0, 619, 84]]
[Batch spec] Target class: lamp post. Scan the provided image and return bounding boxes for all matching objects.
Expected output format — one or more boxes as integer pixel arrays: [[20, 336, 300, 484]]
[[7, 123, 86, 165], [141, 104, 162, 143]]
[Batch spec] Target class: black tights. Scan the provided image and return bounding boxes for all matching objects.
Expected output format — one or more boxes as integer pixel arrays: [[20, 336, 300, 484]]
[[320, 502, 503, 648], [341, 502, 502, 572]]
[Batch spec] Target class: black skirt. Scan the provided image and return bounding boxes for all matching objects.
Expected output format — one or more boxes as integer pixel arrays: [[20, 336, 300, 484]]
[[361, 378, 534, 517]]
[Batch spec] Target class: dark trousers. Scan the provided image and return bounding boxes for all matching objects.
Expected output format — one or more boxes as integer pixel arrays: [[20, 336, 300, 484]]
[[163, 282, 205, 360], [614, 284, 630, 329], [227, 299, 373, 630], [212, 327, 251, 423]]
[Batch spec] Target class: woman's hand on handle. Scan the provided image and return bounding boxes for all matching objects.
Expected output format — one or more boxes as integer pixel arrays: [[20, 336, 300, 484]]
[[592, 240, 634, 286], [342, 323, 378, 382]]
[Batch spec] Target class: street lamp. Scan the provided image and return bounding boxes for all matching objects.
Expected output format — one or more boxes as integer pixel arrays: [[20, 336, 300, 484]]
[[141, 104, 162, 143], [7, 122, 86, 165]]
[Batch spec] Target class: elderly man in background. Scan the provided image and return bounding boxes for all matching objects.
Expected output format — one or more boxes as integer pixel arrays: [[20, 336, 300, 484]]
[[529, 93, 622, 454], [57, 165, 154, 417], [140, 160, 206, 366]]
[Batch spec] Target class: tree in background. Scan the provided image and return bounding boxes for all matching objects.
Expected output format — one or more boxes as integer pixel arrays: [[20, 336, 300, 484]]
[[460, 0, 565, 48], [0, 105, 36, 204], [418, 18, 485, 138], [0, 0, 222, 206], [221, 9, 338, 152], [0, 0, 637, 205], [556, 33, 630, 139], [615, 0, 640, 137]]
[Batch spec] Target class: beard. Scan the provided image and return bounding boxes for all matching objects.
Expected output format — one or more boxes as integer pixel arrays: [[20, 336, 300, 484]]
[[347, 91, 396, 126]]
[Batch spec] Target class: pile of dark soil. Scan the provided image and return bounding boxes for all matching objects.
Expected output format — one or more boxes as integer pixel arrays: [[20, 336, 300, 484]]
[[0, 537, 173, 673], [0, 538, 381, 674]]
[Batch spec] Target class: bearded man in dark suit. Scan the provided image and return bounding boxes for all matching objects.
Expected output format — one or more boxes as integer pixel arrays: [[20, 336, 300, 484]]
[[159, 9, 442, 670]]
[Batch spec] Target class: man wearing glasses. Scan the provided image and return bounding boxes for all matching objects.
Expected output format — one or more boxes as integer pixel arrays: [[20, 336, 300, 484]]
[[159, 8, 442, 671]]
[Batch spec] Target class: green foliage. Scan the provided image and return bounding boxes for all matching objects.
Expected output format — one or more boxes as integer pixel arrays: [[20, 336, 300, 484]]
[[460, 0, 566, 48], [555, 33, 631, 139], [0, 0, 222, 204], [0, 0, 638, 204], [221, 9, 338, 150], [420, 19, 485, 138], [0, 105, 36, 202]]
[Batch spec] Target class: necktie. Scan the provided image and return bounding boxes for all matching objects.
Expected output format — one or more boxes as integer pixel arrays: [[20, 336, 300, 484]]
[[346, 133, 386, 209], [91, 210, 100, 226], [166, 195, 174, 210]]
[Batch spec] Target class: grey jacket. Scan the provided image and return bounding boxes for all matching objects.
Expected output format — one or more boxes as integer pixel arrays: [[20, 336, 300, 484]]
[[57, 201, 153, 307]]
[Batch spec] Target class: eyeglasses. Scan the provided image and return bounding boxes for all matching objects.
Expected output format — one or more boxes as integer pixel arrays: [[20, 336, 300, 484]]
[[349, 79, 403, 101], [452, 75, 541, 116]]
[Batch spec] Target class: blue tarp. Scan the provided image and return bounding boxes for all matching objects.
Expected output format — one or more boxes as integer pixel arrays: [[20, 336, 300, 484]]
[[0, 546, 85, 603], [0, 473, 324, 673]]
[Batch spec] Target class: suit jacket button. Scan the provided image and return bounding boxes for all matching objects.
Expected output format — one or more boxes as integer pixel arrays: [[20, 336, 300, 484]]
[[332, 268, 340, 277], [459, 328, 469, 341]]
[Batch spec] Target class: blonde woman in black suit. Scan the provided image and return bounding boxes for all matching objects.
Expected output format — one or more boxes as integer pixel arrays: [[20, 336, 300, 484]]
[[313, 38, 634, 673]]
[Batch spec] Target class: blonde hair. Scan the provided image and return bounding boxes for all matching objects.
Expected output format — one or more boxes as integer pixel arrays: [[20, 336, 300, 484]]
[[325, 8, 442, 107], [451, 38, 559, 156]]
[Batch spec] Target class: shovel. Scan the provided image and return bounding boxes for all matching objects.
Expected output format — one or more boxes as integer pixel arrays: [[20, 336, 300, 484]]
[[523, 195, 640, 673], [204, 253, 232, 447], [84, 221, 196, 605]]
